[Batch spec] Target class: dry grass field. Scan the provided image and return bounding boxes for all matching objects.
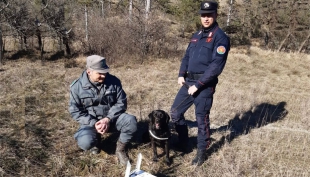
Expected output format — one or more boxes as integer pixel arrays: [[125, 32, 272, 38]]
[[0, 46, 310, 177]]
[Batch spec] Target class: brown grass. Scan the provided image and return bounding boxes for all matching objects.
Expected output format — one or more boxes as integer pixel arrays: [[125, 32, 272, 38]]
[[0, 47, 310, 176]]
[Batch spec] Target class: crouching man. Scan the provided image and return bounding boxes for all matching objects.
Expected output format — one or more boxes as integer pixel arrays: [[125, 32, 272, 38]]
[[68, 55, 137, 166]]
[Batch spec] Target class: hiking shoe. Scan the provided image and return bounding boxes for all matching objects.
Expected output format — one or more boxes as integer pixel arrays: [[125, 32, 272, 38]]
[[191, 149, 206, 166], [90, 146, 100, 155]]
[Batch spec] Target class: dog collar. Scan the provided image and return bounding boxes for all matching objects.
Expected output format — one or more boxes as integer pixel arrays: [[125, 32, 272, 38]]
[[149, 130, 169, 140]]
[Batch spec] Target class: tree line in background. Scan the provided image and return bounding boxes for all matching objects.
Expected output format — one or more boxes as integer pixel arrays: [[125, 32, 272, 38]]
[[0, 0, 309, 66], [223, 0, 310, 53]]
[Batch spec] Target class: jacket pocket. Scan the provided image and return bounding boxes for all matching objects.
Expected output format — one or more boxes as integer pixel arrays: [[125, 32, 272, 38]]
[[200, 44, 213, 65], [101, 91, 116, 106], [80, 93, 95, 108]]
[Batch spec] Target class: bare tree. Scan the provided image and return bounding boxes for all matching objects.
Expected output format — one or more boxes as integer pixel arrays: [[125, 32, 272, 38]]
[[226, 0, 233, 27], [84, 4, 89, 41], [40, 0, 74, 57], [0, 29, 3, 66], [0, 1, 9, 66], [2, 0, 36, 51]]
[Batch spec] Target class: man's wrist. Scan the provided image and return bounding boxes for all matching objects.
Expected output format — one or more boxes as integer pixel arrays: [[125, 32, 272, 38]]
[[90, 119, 97, 127]]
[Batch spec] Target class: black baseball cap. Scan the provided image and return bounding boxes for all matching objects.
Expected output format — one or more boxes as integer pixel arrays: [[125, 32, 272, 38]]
[[199, 1, 218, 14]]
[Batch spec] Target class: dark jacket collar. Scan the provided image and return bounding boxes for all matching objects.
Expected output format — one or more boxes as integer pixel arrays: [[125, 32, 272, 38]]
[[80, 70, 109, 89], [202, 22, 218, 33]]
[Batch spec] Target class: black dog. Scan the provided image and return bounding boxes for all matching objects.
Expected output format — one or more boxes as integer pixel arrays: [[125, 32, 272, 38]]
[[148, 110, 171, 165]]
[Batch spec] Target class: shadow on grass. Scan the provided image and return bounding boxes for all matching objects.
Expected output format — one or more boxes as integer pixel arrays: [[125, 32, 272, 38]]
[[153, 163, 181, 177], [207, 101, 288, 156], [0, 133, 24, 176], [0, 119, 52, 176], [24, 96, 53, 173], [7, 50, 36, 60], [164, 101, 288, 167], [0, 95, 55, 176], [99, 131, 120, 154]]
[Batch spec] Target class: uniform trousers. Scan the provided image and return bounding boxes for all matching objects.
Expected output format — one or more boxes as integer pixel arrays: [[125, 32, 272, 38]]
[[170, 80, 215, 149]]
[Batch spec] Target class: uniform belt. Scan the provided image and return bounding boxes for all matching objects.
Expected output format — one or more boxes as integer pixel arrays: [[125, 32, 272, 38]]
[[187, 73, 203, 80]]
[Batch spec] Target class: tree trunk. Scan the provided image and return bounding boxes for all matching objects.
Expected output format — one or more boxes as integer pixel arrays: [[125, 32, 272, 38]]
[[100, 1, 104, 17], [227, 0, 233, 27], [85, 5, 88, 41], [36, 29, 42, 50], [63, 37, 71, 57], [145, 0, 150, 19], [19, 36, 23, 51], [0, 29, 3, 66], [41, 38, 44, 64], [23, 36, 27, 50], [129, 0, 132, 19]]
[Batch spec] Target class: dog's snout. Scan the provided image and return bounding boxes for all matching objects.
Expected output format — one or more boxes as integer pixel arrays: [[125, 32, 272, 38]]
[[155, 117, 160, 122]]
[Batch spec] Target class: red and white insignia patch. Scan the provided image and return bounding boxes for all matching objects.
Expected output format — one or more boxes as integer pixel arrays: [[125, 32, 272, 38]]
[[208, 32, 213, 37]]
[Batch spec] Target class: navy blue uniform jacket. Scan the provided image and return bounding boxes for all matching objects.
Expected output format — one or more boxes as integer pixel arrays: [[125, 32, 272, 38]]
[[178, 22, 230, 89]]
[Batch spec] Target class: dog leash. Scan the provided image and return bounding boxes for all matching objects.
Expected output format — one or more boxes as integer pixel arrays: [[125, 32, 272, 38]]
[[170, 83, 192, 113], [149, 130, 169, 140]]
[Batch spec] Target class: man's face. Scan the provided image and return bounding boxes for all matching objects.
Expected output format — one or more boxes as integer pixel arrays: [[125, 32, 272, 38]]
[[87, 69, 107, 83], [200, 12, 217, 28]]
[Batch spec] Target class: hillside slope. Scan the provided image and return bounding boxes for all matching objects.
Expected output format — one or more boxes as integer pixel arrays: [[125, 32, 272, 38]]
[[0, 47, 310, 176]]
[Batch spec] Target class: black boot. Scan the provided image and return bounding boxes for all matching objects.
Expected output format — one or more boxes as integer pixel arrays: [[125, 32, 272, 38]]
[[174, 124, 190, 153], [191, 149, 207, 166], [90, 134, 101, 154]]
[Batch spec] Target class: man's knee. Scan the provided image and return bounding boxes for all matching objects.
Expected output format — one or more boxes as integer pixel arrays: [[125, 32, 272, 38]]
[[170, 110, 187, 125], [126, 115, 137, 133], [117, 113, 137, 133], [74, 127, 98, 150], [117, 114, 137, 143], [76, 136, 95, 151]]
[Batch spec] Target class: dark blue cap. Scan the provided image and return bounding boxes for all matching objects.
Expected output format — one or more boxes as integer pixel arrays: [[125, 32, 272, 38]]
[[199, 1, 218, 14]]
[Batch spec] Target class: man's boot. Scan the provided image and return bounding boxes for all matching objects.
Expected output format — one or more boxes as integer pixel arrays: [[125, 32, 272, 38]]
[[191, 149, 207, 166], [174, 124, 190, 153], [90, 134, 101, 155], [115, 140, 129, 166], [90, 146, 100, 155]]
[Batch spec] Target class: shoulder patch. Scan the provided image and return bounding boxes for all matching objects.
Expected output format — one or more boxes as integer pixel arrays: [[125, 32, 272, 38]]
[[70, 79, 78, 87], [216, 46, 226, 54]]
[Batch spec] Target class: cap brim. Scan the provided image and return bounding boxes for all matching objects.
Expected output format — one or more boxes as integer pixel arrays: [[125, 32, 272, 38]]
[[199, 9, 216, 14], [93, 68, 110, 73]]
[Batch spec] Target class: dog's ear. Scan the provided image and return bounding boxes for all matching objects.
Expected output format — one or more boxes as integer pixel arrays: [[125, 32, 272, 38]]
[[164, 111, 170, 124], [148, 111, 154, 123]]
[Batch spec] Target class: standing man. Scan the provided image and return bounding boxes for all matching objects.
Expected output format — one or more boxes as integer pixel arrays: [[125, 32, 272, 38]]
[[69, 55, 137, 166], [170, 1, 230, 166]]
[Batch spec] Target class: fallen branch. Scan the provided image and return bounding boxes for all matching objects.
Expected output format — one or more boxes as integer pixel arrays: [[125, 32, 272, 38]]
[[297, 31, 310, 53]]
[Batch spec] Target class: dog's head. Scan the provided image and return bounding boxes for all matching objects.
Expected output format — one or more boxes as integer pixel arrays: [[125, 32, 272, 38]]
[[148, 110, 170, 130]]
